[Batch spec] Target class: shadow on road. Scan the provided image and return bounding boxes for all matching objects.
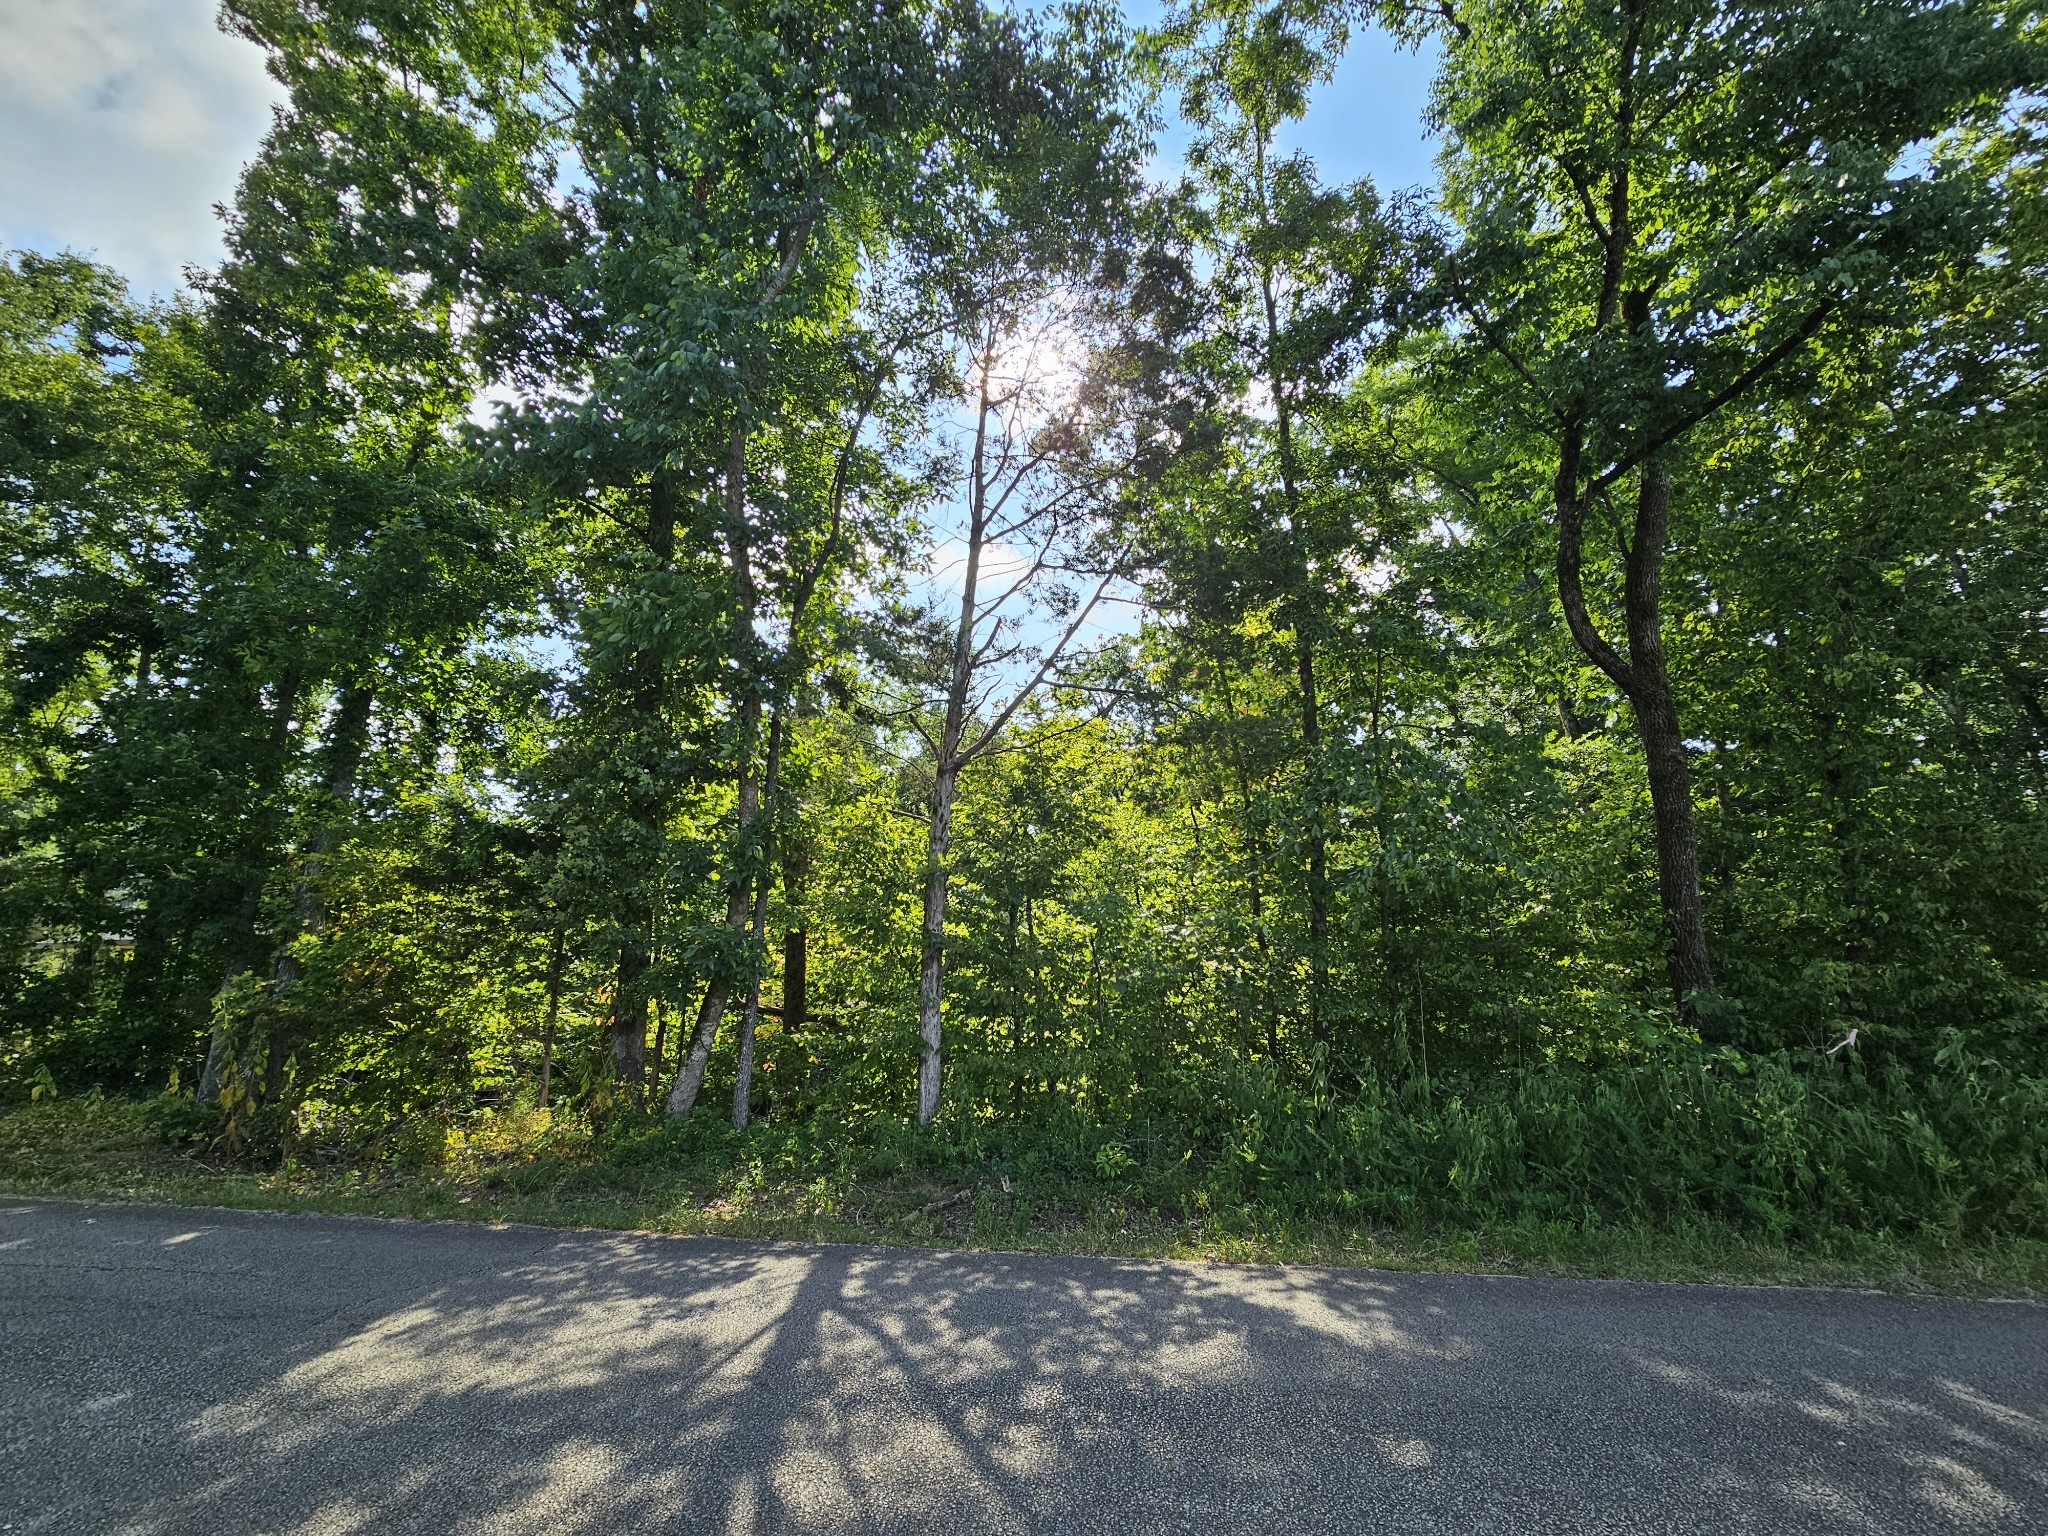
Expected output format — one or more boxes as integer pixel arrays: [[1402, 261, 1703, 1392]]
[[5, 1203, 2044, 1534]]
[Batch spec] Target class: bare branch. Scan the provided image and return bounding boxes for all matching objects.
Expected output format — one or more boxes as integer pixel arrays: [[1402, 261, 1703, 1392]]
[[972, 535, 1058, 626], [786, 358, 890, 635], [957, 558, 1128, 766]]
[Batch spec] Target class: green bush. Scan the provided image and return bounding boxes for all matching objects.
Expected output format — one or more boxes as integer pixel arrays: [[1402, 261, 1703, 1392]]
[[1189, 1037, 2048, 1239]]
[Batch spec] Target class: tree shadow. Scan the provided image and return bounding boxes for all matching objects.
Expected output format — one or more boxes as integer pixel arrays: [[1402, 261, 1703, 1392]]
[[5, 1202, 2044, 1534]]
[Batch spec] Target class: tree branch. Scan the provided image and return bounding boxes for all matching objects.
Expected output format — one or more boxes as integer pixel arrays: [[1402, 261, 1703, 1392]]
[[1554, 421, 1636, 694], [760, 193, 823, 306], [1589, 298, 1836, 494], [956, 559, 1127, 766]]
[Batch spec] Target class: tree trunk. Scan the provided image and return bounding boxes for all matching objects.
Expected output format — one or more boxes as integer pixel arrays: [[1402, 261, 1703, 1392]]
[[1214, 662, 1278, 1060], [612, 931, 650, 1095], [782, 928, 807, 1033], [1555, 449, 1724, 1042], [667, 692, 784, 1119], [1631, 665, 1719, 1036], [650, 996, 668, 1087], [731, 707, 793, 1128], [119, 901, 171, 1034], [1254, 135, 1330, 1055], [917, 763, 959, 1126], [614, 474, 676, 1099], [739, 859, 809, 1125], [737, 987, 770, 1130], [731, 840, 775, 1129], [538, 927, 564, 1109], [1006, 898, 1023, 1101], [1621, 462, 1720, 1038], [195, 967, 243, 1106], [1296, 632, 1331, 1047], [665, 210, 841, 1117], [731, 985, 764, 1129], [668, 975, 732, 1118], [665, 692, 761, 1117], [780, 847, 809, 1035], [915, 358, 992, 1129], [1371, 644, 1399, 1065], [667, 429, 766, 1118]]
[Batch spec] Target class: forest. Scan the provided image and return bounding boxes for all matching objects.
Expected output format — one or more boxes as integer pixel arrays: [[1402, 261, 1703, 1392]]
[[4, 0, 2048, 1254]]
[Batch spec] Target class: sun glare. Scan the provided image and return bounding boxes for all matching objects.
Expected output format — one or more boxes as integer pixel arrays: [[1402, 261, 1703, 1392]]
[[965, 302, 1090, 434]]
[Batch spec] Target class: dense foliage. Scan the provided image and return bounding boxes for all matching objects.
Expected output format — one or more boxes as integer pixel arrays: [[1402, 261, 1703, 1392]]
[[4, 0, 2046, 1240]]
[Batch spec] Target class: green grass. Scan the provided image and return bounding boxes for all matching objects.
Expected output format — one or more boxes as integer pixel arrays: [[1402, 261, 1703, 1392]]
[[4, 1095, 2043, 1297]]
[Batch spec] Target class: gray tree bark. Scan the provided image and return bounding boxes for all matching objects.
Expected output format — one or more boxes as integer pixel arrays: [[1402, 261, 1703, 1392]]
[[732, 714, 787, 1129], [665, 427, 766, 1117], [916, 762, 961, 1126]]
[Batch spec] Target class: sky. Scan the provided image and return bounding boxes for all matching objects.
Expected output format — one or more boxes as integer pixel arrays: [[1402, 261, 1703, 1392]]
[[0, 1, 1443, 664], [0, 1, 1441, 301], [1278, 25, 1441, 192], [0, 0, 283, 298], [1122, 0, 1442, 195]]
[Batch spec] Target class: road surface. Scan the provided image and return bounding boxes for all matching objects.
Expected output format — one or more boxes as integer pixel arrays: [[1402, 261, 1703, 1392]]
[[1, 1198, 2042, 1534]]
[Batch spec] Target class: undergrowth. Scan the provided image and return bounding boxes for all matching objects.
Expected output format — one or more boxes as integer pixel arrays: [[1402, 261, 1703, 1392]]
[[3, 1038, 2045, 1296]]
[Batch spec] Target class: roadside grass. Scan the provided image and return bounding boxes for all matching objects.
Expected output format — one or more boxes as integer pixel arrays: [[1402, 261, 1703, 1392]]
[[3, 1095, 2042, 1297]]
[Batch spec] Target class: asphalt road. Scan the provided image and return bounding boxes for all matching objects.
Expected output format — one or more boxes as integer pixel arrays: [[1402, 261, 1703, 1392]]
[[1, 1200, 2043, 1535]]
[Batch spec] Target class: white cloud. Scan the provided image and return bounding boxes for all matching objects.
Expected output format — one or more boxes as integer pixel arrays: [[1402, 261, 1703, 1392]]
[[0, 0, 283, 297]]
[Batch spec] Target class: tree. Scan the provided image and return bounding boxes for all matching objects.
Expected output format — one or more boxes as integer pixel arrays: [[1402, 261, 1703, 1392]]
[[0, 254, 205, 1086], [469, 0, 938, 1113], [1389, 0, 2043, 1039], [892, 5, 1146, 1126], [1148, 0, 1417, 1062]]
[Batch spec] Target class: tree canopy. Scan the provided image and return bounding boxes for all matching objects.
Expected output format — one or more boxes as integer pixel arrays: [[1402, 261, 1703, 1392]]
[[4, 0, 2046, 1239]]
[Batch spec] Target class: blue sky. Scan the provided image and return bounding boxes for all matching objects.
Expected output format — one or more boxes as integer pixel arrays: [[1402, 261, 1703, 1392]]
[[0, 0, 281, 299], [1273, 24, 1440, 193], [1123, 0, 1442, 195], [0, 1, 1442, 301]]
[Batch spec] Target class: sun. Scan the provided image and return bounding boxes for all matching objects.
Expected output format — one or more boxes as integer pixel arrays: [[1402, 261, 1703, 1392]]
[[964, 297, 1091, 433]]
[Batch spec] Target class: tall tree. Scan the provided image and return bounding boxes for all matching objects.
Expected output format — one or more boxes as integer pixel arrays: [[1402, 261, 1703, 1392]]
[[1389, 0, 2043, 1039], [891, 4, 1146, 1126], [1146, 0, 1414, 1061]]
